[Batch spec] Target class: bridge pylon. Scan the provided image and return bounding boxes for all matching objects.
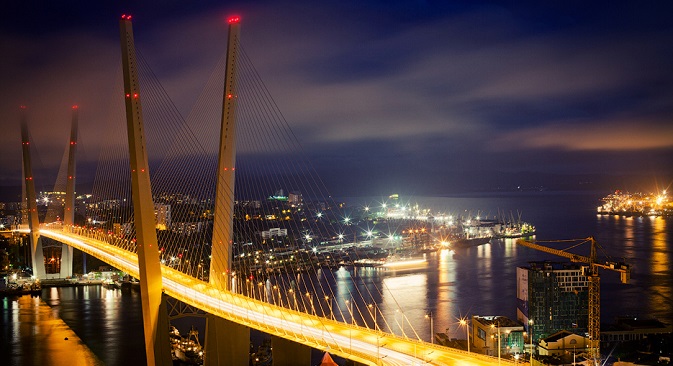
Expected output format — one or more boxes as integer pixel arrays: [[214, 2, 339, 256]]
[[20, 107, 46, 279], [119, 15, 172, 366], [59, 105, 78, 278], [204, 16, 252, 366], [210, 15, 241, 291]]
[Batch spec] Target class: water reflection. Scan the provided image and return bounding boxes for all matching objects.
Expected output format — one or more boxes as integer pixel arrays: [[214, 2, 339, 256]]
[[1, 295, 103, 366], [649, 217, 670, 317]]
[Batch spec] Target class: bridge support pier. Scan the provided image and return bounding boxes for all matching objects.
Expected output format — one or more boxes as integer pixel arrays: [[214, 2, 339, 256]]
[[31, 238, 46, 279], [204, 315, 250, 365], [59, 244, 73, 278], [271, 336, 311, 366]]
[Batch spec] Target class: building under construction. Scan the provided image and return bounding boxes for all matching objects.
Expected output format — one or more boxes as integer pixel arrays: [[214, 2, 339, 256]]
[[516, 261, 590, 343]]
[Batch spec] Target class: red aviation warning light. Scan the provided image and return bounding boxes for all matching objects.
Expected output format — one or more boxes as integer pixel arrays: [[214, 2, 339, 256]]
[[228, 16, 240, 24], [121, 14, 133, 20], [72, 105, 78, 109]]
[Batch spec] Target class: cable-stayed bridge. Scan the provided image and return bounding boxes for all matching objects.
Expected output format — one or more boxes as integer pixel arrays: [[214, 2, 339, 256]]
[[16, 15, 517, 366]]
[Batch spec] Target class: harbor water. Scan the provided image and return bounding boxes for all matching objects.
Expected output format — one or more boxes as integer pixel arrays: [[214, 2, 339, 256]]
[[2, 191, 671, 365]]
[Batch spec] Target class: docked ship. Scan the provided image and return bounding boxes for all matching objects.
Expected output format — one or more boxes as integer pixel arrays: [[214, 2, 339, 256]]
[[0, 281, 42, 297], [447, 217, 494, 248], [170, 326, 203, 365], [451, 236, 491, 248], [495, 221, 536, 238]]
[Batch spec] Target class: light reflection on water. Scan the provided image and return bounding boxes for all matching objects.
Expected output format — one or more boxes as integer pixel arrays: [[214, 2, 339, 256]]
[[1, 295, 104, 366]]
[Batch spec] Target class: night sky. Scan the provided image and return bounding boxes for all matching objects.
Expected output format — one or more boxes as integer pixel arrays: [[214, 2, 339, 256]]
[[1, 1, 672, 200]]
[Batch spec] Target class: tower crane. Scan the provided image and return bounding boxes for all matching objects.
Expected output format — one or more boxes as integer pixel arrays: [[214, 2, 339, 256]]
[[515, 237, 630, 361]]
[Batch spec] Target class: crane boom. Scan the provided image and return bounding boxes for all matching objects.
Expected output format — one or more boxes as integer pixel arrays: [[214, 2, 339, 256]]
[[516, 238, 630, 283], [515, 237, 631, 361]]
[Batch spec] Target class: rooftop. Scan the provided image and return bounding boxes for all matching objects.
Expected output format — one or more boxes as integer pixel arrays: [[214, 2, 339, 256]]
[[473, 315, 521, 328]]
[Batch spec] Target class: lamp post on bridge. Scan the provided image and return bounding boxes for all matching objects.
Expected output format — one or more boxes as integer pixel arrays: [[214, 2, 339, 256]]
[[345, 298, 353, 352], [425, 311, 434, 344], [288, 289, 296, 310], [325, 295, 333, 320], [460, 318, 470, 353], [368, 303, 378, 332], [304, 292, 314, 315]]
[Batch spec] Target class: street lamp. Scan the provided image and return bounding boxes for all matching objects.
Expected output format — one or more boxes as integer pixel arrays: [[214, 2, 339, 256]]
[[491, 322, 501, 365], [395, 309, 406, 337], [305, 292, 314, 315], [425, 312, 434, 344], [368, 303, 378, 332], [505, 330, 511, 357], [345, 298, 354, 351], [460, 318, 470, 353], [288, 289, 297, 310], [325, 295, 333, 320], [528, 319, 534, 365]]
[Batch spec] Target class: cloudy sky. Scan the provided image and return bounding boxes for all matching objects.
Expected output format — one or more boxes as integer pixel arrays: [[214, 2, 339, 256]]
[[1, 1, 672, 199]]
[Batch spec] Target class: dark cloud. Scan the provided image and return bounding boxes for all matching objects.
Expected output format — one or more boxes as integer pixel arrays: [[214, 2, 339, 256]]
[[1, 1, 672, 196]]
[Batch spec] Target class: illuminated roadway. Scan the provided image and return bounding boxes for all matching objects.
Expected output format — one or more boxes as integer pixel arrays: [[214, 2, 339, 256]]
[[39, 227, 519, 366]]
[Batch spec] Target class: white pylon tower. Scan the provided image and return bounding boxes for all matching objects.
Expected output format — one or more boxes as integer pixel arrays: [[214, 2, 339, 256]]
[[20, 106, 46, 279], [59, 105, 78, 278], [119, 14, 172, 366]]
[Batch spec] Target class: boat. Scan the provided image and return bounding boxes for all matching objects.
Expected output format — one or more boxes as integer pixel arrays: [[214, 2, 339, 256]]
[[0, 281, 42, 297], [381, 255, 427, 269], [493, 211, 536, 238], [170, 326, 203, 365], [102, 278, 121, 289], [251, 339, 272, 366], [497, 221, 536, 238], [451, 236, 491, 248]]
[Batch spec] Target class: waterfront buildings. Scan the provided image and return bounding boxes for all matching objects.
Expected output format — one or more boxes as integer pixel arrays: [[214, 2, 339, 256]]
[[516, 262, 589, 343], [597, 189, 671, 216], [537, 330, 590, 357], [471, 315, 525, 357]]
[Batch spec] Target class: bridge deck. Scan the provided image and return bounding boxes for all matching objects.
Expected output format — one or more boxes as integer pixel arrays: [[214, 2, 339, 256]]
[[40, 227, 519, 366]]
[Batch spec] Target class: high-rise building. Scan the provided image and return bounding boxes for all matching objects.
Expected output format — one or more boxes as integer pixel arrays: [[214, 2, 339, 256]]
[[154, 203, 171, 231], [517, 261, 589, 343]]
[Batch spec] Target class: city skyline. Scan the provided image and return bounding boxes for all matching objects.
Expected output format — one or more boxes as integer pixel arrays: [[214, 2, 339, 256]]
[[1, 1, 673, 200]]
